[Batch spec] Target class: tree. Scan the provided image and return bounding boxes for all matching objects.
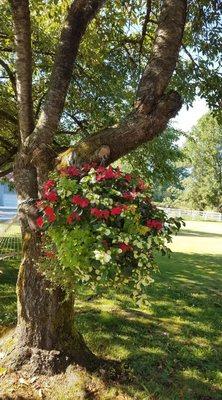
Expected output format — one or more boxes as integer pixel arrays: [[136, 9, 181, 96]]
[[180, 113, 222, 211], [0, 0, 221, 372], [123, 127, 185, 186]]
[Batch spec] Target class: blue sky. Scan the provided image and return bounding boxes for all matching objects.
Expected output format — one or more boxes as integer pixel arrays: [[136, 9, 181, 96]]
[[172, 97, 209, 133]]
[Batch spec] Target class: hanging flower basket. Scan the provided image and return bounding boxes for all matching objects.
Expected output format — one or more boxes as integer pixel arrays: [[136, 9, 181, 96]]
[[36, 164, 182, 304]]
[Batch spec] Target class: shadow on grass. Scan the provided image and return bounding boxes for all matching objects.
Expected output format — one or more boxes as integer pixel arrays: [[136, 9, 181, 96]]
[[1, 250, 222, 399], [179, 230, 222, 238], [76, 252, 222, 400], [0, 258, 18, 327]]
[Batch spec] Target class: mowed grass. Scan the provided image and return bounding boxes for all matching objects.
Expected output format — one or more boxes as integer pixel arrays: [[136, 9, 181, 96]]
[[0, 221, 222, 399]]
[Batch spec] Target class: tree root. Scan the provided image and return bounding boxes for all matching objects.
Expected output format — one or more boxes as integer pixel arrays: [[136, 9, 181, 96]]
[[4, 345, 100, 376]]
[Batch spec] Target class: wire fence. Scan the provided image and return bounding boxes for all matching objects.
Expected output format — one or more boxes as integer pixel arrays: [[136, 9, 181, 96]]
[[0, 212, 22, 260]]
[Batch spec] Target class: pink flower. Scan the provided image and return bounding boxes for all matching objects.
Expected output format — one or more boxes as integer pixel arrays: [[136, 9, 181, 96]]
[[71, 194, 90, 208]]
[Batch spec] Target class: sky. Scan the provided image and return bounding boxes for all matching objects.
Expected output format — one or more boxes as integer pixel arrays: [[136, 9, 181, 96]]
[[172, 97, 209, 133]]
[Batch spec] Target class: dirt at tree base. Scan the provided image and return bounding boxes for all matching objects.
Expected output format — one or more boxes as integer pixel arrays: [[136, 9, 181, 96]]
[[0, 328, 131, 399], [0, 363, 132, 400]]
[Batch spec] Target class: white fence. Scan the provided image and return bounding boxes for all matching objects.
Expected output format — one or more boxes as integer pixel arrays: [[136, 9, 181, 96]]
[[0, 206, 17, 221], [161, 208, 222, 222]]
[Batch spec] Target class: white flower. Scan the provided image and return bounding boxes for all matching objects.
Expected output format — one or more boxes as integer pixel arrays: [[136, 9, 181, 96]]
[[90, 176, 96, 184], [94, 250, 102, 260], [103, 253, 111, 263], [93, 250, 111, 264]]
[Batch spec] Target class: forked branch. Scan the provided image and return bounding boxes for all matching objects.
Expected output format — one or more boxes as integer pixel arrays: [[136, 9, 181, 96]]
[[10, 0, 34, 142]]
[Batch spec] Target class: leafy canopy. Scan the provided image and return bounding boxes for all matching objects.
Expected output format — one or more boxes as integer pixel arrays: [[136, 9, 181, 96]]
[[0, 0, 221, 175]]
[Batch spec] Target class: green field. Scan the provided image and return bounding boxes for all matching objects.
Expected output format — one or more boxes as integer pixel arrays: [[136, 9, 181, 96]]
[[0, 221, 222, 399]]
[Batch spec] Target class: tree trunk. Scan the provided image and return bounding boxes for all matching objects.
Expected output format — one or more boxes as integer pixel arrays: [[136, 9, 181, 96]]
[[10, 156, 95, 374]]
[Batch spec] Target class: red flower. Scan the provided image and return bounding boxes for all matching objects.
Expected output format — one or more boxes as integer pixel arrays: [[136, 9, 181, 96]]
[[60, 166, 80, 177], [91, 208, 110, 220], [67, 166, 81, 177], [124, 173, 132, 183], [101, 210, 110, 219], [43, 180, 55, 192], [146, 219, 163, 231], [36, 216, 44, 228], [105, 166, 121, 179], [45, 190, 58, 202], [118, 242, 132, 252], [71, 194, 90, 208], [111, 205, 124, 215], [96, 166, 121, 181], [82, 163, 96, 172], [122, 191, 137, 201], [137, 179, 147, 191], [67, 211, 81, 224], [36, 200, 44, 209], [44, 206, 56, 222]]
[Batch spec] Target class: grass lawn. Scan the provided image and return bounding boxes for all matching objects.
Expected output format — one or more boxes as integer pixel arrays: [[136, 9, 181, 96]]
[[0, 221, 222, 399]]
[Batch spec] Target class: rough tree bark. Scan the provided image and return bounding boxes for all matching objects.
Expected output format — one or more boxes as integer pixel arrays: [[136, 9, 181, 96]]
[[7, 0, 187, 373], [10, 0, 106, 373]]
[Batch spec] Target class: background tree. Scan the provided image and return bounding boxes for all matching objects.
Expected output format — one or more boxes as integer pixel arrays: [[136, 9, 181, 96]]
[[0, 0, 221, 372], [123, 127, 185, 200], [179, 113, 222, 211]]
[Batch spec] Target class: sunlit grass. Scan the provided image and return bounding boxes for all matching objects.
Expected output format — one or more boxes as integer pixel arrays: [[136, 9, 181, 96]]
[[0, 221, 222, 399]]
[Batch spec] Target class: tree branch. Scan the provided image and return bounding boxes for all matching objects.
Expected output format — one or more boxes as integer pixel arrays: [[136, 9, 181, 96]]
[[137, 0, 187, 113], [0, 135, 17, 152], [0, 149, 16, 168], [34, 92, 47, 119], [139, 0, 152, 56], [0, 167, 13, 178], [0, 110, 18, 125], [182, 43, 199, 69], [10, 0, 34, 142], [65, 112, 87, 131], [58, 0, 187, 167], [27, 0, 106, 152], [0, 59, 17, 94], [58, 91, 182, 166]]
